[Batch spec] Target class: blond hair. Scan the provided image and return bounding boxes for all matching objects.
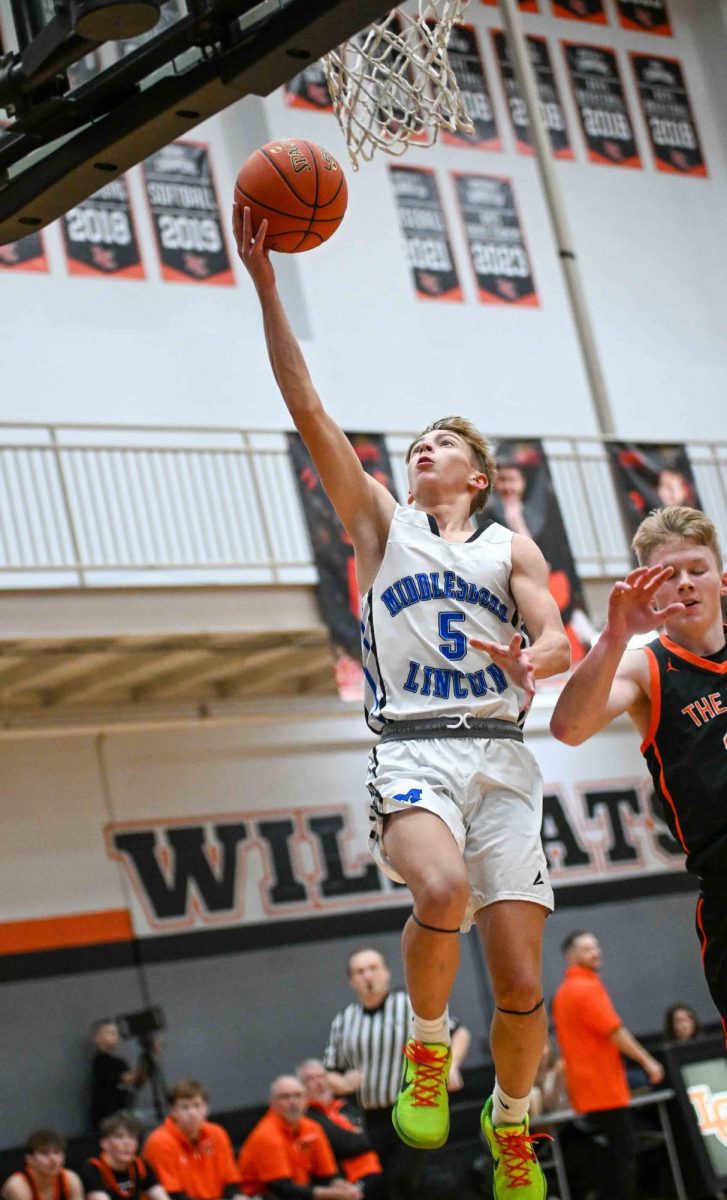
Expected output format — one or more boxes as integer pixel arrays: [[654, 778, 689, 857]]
[[405, 416, 497, 515], [632, 505, 723, 568]]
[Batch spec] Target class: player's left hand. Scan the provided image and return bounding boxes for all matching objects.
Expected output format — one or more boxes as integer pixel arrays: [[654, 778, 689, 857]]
[[470, 633, 535, 711]]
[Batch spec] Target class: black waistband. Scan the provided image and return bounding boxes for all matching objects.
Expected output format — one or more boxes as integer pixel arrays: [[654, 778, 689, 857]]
[[379, 716, 523, 742]]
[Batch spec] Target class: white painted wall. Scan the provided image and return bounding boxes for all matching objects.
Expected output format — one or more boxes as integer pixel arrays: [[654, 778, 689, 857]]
[[1, 0, 725, 438]]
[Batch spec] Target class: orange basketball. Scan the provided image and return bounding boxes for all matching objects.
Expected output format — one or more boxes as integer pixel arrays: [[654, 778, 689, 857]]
[[235, 139, 348, 253]]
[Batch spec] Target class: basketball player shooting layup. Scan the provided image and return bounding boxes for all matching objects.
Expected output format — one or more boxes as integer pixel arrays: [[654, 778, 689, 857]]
[[551, 506, 727, 1041], [234, 205, 571, 1200]]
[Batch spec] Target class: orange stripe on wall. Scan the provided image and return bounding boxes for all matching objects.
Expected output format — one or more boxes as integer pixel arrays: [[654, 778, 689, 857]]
[[0, 909, 133, 955]]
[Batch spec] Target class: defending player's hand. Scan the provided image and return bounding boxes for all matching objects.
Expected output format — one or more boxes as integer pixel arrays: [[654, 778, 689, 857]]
[[470, 632, 536, 711], [232, 204, 276, 292], [606, 565, 686, 641]]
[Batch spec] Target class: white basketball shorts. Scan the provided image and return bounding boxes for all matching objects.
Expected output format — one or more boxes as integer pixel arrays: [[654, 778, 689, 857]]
[[367, 734, 553, 931]]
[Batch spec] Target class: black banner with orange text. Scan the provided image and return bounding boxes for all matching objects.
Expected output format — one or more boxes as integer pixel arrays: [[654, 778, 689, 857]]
[[631, 55, 707, 177], [389, 165, 463, 302], [481, 438, 593, 666], [491, 30, 574, 159], [564, 42, 641, 168], [287, 433, 399, 699], [606, 442, 702, 542]]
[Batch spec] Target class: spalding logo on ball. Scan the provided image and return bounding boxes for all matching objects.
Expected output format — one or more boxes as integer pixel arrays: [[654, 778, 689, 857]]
[[235, 139, 348, 253]]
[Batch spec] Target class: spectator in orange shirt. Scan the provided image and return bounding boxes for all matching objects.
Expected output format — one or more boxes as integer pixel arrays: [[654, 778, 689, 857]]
[[552, 931, 664, 1200], [143, 1081, 243, 1200], [296, 1062, 386, 1200], [1, 1130, 83, 1200], [238, 1075, 362, 1200]]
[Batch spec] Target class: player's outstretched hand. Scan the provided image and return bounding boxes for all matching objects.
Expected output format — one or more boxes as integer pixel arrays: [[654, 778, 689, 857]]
[[606, 564, 685, 641], [470, 632, 536, 711], [232, 204, 276, 293]]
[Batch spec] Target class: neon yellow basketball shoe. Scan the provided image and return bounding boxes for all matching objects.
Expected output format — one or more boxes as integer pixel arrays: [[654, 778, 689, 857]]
[[391, 1039, 451, 1150], [481, 1096, 550, 1198]]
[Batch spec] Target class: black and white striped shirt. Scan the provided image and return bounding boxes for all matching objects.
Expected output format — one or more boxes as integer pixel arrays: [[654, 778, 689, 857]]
[[323, 990, 411, 1110]]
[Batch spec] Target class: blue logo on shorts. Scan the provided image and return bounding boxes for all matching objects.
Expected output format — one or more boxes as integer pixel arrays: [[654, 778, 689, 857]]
[[393, 788, 423, 805]]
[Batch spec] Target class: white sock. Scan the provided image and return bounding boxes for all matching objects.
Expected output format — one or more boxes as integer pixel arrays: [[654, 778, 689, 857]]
[[492, 1080, 530, 1127], [411, 1009, 451, 1046]]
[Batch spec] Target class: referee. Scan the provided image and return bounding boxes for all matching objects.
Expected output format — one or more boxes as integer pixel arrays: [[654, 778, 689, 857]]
[[322, 948, 470, 1200]]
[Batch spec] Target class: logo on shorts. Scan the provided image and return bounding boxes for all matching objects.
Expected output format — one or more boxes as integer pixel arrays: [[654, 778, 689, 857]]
[[393, 788, 423, 805]]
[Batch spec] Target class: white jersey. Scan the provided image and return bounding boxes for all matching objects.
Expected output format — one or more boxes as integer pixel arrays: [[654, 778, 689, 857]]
[[362, 505, 528, 732]]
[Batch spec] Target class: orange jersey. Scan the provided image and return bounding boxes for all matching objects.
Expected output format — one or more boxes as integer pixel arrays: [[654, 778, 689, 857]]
[[143, 1118, 239, 1200], [305, 1099, 381, 1183], [238, 1110, 336, 1197], [553, 965, 630, 1113]]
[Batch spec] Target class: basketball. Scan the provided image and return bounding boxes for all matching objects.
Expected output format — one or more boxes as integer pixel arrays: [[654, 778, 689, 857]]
[[235, 139, 348, 253]]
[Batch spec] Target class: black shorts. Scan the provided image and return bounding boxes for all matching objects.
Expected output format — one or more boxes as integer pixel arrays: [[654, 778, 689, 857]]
[[696, 890, 727, 1043]]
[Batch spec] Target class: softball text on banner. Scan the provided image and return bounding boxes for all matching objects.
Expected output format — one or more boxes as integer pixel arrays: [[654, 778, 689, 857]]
[[389, 165, 463, 302], [441, 24, 501, 150], [453, 173, 538, 307], [492, 30, 573, 159], [143, 142, 234, 285], [632, 55, 707, 177], [61, 177, 144, 279], [564, 42, 641, 168]]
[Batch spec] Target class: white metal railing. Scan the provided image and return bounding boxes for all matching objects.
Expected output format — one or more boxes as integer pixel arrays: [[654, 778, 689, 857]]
[[0, 423, 724, 589]]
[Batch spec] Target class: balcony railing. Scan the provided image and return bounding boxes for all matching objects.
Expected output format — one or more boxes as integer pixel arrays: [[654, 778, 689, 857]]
[[0, 423, 724, 589]]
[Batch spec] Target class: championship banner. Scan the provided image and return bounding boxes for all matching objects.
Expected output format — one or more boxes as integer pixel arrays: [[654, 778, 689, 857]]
[[143, 142, 234, 286], [564, 43, 642, 168], [551, 0, 607, 22], [631, 55, 707, 177], [285, 63, 333, 111], [441, 24, 501, 151], [388, 165, 463, 302], [606, 442, 702, 540], [481, 1, 540, 13], [61, 177, 144, 279], [453, 173, 538, 307], [287, 432, 399, 700], [617, 0, 672, 36], [482, 439, 593, 665], [492, 30, 574, 159], [0, 233, 49, 273]]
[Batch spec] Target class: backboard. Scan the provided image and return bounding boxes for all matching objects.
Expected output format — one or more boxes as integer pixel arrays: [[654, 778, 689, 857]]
[[0, 0, 390, 243]]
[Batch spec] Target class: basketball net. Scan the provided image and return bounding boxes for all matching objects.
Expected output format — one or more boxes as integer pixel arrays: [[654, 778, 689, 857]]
[[322, 1, 474, 170]]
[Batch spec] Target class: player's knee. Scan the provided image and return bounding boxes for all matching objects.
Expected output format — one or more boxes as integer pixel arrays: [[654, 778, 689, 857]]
[[493, 968, 542, 1014], [413, 871, 470, 924]]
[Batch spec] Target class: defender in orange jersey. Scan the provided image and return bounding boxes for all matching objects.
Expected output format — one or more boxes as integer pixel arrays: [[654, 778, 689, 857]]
[[551, 505, 727, 1038]]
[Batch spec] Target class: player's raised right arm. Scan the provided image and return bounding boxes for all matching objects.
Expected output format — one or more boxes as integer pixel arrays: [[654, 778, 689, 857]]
[[550, 564, 684, 744], [233, 206, 395, 550]]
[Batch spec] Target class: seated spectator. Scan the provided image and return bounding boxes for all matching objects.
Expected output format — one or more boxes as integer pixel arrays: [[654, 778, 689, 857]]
[[663, 1003, 702, 1042], [144, 1081, 242, 1200], [1, 1129, 83, 1200], [529, 1039, 569, 1118], [238, 1075, 362, 1200], [297, 1061, 386, 1200], [90, 1020, 149, 1129], [81, 1113, 170, 1200]]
